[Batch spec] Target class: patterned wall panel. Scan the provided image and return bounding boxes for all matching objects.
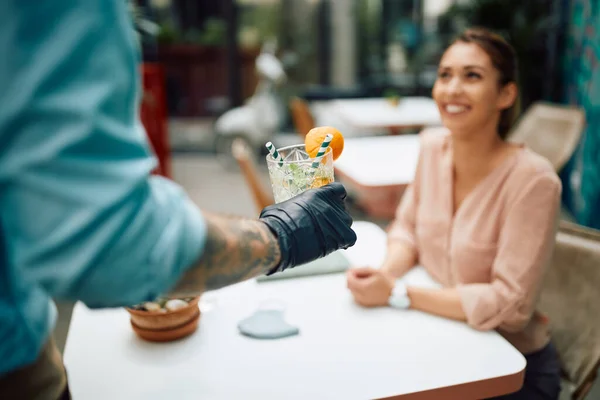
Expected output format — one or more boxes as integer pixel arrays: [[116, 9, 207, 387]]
[[562, 0, 600, 229]]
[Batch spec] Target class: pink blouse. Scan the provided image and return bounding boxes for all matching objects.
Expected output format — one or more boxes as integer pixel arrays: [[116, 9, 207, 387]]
[[389, 128, 562, 354]]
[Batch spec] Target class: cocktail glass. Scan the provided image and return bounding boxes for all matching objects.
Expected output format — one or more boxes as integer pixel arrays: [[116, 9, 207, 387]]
[[266, 144, 334, 203]]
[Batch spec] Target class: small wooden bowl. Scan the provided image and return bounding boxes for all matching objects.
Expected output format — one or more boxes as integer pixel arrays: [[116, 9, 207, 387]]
[[130, 310, 200, 342], [125, 297, 200, 341]]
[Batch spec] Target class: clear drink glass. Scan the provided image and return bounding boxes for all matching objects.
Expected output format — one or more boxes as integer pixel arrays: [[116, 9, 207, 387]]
[[266, 144, 334, 203]]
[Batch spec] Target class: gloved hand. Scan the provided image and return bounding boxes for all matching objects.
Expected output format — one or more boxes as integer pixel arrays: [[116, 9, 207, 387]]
[[259, 182, 357, 275]]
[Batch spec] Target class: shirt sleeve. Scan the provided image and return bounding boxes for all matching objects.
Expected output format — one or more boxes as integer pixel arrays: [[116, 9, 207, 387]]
[[456, 173, 562, 332], [0, 1, 207, 308]]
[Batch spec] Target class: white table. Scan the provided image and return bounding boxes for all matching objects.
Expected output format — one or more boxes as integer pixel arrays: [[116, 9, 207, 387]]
[[331, 97, 441, 132], [64, 222, 525, 400], [334, 135, 420, 219], [335, 135, 420, 187]]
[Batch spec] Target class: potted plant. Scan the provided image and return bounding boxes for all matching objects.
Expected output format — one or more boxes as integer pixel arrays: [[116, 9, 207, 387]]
[[383, 88, 401, 107]]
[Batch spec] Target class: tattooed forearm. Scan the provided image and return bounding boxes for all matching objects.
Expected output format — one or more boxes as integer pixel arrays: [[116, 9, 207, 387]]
[[169, 213, 281, 297]]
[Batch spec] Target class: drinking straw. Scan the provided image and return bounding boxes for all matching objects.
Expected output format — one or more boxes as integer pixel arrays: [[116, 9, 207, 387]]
[[265, 141, 284, 167], [310, 133, 333, 169]]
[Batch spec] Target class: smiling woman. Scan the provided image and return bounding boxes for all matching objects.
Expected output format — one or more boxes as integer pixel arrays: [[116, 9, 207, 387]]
[[433, 28, 520, 140], [347, 27, 563, 400]]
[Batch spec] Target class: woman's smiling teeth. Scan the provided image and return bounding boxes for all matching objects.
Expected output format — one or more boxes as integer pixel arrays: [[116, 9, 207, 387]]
[[445, 104, 469, 114]]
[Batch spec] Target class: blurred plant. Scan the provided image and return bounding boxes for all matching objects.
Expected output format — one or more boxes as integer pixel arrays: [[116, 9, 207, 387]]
[[438, 0, 558, 110], [238, 4, 281, 50], [156, 21, 180, 44], [384, 88, 401, 106], [196, 18, 227, 46], [383, 88, 400, 98], [356, 0, 386, 78], [129, 1, 226, 47], [156, 17, 226, 46]]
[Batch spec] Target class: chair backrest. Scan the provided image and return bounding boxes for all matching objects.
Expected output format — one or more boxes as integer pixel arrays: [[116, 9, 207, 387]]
[[538, 221, 600, 399], [289, 97, 315, 138], [507, 102, 585, 172], [231, 139, 273, 214]]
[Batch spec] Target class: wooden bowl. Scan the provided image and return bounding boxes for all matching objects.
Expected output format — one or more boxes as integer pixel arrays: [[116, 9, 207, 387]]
[[125, 297, 200, 331], [130, 310, 200, 342]]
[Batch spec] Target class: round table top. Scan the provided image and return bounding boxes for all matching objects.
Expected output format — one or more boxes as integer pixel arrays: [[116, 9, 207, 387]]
[[63, 222, 525, 400]]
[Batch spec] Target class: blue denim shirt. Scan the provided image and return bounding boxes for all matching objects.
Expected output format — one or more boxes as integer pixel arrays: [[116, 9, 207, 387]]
[[0, 1, 207, 375]]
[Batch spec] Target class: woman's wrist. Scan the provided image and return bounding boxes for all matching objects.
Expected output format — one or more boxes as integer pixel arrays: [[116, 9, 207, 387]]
[[379, 244, 417, 280], [380, 264, 397, 281]]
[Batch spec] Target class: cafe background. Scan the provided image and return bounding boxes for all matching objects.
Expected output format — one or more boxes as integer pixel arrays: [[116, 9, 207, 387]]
[[133, 0, 600, 229], [43, 1, 600, 397]]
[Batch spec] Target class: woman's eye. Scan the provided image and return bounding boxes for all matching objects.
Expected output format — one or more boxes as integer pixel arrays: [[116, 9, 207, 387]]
[[466, 72, 481, 79], [438, 71, 450, 79]]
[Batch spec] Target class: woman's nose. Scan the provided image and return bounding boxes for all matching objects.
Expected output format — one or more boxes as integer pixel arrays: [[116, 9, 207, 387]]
[[447, 77, 463, 95]]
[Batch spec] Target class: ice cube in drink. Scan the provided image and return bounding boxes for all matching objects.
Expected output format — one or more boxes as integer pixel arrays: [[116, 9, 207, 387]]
[[266, 144, 334, 203]]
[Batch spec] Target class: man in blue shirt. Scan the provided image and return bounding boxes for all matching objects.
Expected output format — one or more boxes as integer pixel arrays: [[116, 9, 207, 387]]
[[0, 1, 357, 398]]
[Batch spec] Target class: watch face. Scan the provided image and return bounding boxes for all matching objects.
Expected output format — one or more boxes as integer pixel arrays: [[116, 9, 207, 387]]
[[392, 284, 407, 298], [389, 283, 410, 309], [389, 294, 410, 309]]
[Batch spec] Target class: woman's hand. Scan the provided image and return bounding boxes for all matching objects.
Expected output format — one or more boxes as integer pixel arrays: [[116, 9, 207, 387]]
[[346, 267, 394, 307]]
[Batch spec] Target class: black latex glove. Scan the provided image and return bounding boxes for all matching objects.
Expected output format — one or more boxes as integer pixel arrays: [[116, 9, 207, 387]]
[[259, 182, 357, 275]]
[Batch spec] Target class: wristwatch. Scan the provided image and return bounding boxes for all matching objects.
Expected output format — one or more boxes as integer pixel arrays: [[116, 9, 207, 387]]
[[388, 282, 411, 309]]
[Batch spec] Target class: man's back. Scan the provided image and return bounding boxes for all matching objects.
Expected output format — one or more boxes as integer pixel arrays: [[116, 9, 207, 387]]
[[0, 3, 357, 396], [0, 0, 207, 376]]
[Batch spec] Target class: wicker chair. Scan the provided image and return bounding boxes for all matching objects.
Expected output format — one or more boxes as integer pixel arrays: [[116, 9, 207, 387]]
[[507, 102, 585, 172], [538, 221, 600, 399], [289, 97, 315, 138], [231, 138, 273, 214]]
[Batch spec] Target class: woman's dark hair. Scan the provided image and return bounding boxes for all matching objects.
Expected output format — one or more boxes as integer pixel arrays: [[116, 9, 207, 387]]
[[453, 27, 520, 139]]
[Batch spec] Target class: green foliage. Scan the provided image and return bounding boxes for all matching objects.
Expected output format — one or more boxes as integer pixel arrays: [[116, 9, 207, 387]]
[[197, 18, 227, 46], [239, 4, 281, 43], [156, 21, 179, 44], [155, 17, 227, 46], [383, 88, 400, 98]]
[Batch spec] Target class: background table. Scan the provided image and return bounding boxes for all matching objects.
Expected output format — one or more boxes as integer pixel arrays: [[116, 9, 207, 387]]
[[331, 97, 441, 134], [335, 135, 420, 219], [64, 222, 525, 400]]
